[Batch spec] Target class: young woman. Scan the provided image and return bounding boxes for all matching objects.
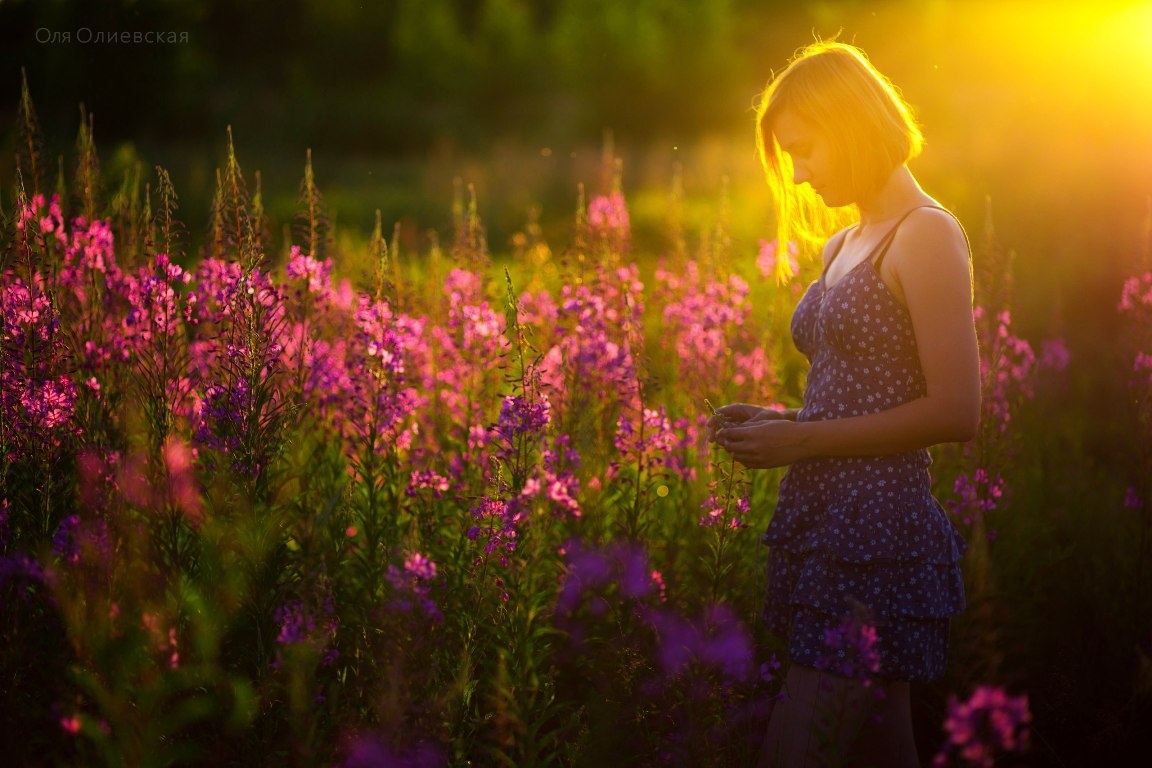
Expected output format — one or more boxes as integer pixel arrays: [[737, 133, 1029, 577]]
[[708, 41, 980, 767]]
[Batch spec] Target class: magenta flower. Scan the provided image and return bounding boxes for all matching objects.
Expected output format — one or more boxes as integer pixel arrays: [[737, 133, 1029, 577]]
[[650, 569, 667, 603], [1118, 271, 1152, 312], [403, 552, 437, 581], [337, 297, 424, 455], [817, 614, 882, 683], [973, 306, 1036, 434], [406, 469, 451, 499], [386, 552, 441, 620], [17, 193, 68, 247], [120, 254, 192, 352], [698, 492, 750, 530], [933, 685, 1031, 767], [516, 288, 559, 328], [467, 496, 522, 577], [285, 245, 333, 295], [1038, 337, 1070, 372], [757, 238, 799, 283], [51, 515, 83, 565], [948, 468, 1005, 526], [1135, 351, 1152, 382], [587, 191, 631, 245], [546, 474, 582, 517], [612, 406, 678, 473], [19, 376, 78, 432], [164, 437, 203, 527], [49, 512, 113, 572]]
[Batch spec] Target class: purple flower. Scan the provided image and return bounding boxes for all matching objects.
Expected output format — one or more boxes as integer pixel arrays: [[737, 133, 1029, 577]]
[[555, 542, 615, 615], [1125, 486, 1144, 510], [647, 602, 755, 681], [495, 392, 551, 439], [275, 600, 316, 645], [194, 380, 252, 455], [273, 586, 341, 667], [342, 736, 445, 768], [759, 653, 783, 684], [51, 514, 83, 565], [0, 552, 45, 597]]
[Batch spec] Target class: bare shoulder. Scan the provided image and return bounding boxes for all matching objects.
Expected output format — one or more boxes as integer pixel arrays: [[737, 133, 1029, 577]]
[[821, 226, 855, 270], [882, 207, 971, 306], [890, 206, 969, 266]]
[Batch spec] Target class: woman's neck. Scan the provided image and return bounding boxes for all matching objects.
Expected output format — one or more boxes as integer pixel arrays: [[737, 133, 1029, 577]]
[[856, 166, 931, 227]]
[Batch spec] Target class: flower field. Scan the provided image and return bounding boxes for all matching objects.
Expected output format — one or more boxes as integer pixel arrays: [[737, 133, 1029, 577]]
[[3, 81, 1152, 767]]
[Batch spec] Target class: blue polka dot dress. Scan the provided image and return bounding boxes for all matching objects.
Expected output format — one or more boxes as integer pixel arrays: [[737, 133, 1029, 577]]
[[762, 206, 967, 683]]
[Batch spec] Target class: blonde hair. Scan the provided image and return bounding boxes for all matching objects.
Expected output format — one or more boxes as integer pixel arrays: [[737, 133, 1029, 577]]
[[754, 40, 924, 281]]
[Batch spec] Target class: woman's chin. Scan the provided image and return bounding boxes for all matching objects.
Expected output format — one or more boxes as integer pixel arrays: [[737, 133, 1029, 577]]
[[816, 190, 846, 207]]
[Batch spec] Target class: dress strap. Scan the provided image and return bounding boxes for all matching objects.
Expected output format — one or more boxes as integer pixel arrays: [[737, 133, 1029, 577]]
[[871, 204, 966, 269], [821, 226, 856, 278]]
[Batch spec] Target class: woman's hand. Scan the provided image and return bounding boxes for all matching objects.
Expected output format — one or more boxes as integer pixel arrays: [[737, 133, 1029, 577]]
[[706, 402, 759, 440], [706, 403, 793, 442], [712, 418, 809, 469]]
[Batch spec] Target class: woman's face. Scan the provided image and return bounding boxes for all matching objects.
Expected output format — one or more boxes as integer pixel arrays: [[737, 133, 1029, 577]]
[[771, 108, 849, 207]]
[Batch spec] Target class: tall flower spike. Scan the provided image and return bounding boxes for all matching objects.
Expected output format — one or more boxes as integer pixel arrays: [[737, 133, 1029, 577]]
[[147, 166, 188, 264], [293, 148, 330, 263], [73, 104, 102, 225]]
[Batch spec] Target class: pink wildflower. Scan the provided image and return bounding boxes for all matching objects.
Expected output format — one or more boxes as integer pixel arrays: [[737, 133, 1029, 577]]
[[934, 685, 1031, 767], [587, 191, 630, 244], [757, 239, 799, 283]]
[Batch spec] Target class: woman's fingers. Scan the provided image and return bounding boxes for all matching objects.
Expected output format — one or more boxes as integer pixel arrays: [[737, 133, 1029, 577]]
[[716, 423, 749, 452], [716, 403, 750, 422]]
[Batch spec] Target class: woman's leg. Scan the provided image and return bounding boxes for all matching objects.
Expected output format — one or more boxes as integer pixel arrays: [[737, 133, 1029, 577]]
[[848, 680, 919, 768], [757, 665, 881, 768]]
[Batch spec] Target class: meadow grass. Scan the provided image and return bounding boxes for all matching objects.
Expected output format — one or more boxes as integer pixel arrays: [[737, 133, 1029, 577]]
[[2, 79, 1150, 767]]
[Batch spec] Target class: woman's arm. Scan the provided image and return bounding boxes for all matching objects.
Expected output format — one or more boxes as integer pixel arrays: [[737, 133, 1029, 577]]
[[716, 209, 980, 468]]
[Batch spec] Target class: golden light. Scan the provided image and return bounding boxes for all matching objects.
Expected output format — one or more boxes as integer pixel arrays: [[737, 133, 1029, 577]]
[[916, 1, 1152, 211]]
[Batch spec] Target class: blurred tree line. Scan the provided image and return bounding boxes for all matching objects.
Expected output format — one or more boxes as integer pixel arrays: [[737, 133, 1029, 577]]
[[0, 0, 807, 155]]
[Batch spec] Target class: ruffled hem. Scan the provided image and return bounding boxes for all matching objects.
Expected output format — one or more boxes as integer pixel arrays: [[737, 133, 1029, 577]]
[[763, 546, 965, 623], [765, 487, 967, 565], [776, 606, 951, 682]]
